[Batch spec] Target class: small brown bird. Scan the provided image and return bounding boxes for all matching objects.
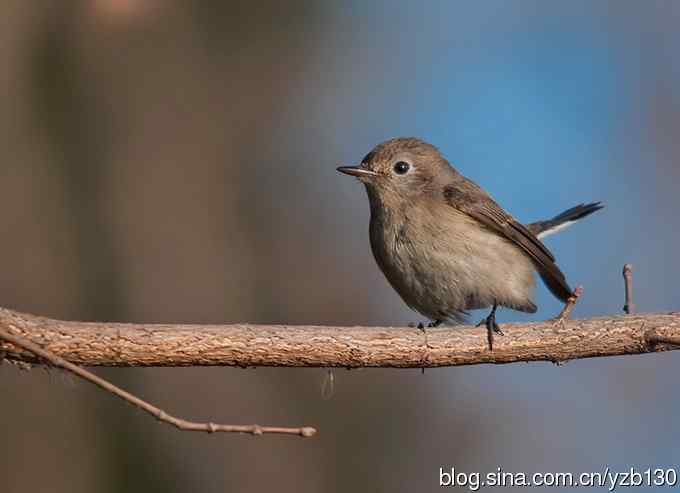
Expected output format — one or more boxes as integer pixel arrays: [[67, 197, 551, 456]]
[[338, 137, 602, 347]]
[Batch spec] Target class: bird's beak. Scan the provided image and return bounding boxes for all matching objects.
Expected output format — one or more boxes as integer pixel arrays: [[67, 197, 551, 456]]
[[336, 165, 379, 179]]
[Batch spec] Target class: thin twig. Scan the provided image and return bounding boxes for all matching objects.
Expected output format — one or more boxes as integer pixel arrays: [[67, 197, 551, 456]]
[[623, 264, 635, 314], [0, 326, 316, 438], [553, 286, 583, 323]]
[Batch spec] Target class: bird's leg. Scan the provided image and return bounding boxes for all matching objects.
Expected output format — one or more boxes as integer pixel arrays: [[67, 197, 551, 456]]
[[476, 303, 503, 350], [476, 303, 502, 333], [417, 321, 441, 374]]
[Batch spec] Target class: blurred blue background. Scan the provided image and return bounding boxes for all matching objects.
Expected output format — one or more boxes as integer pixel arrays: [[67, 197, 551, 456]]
[[1, 1, 679, 492]]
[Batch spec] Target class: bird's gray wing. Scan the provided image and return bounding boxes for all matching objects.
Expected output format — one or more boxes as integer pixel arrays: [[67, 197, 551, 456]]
[[443, 180, 573, 302]]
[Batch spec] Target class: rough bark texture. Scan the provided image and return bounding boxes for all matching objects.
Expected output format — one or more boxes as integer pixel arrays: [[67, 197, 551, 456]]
[[1, 307, 679, 368]]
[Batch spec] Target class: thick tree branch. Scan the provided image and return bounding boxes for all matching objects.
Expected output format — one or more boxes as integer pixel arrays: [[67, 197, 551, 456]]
[[1, 307, 679, 368]]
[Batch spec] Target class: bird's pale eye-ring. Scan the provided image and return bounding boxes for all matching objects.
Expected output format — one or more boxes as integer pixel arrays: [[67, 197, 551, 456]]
[[393, 161, 411, 175]]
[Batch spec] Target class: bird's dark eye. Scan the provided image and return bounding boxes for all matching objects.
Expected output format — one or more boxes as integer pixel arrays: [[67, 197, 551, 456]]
[[393, 161, 410, 175]]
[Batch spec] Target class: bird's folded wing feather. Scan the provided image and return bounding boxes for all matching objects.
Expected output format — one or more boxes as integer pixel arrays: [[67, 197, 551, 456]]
[[443, 180, 573, 302]]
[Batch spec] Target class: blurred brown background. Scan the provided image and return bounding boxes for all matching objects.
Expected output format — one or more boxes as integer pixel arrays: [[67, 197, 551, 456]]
[[1, 1, 679, 492]]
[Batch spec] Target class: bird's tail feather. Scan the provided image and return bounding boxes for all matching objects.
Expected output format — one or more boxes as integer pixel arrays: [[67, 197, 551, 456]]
[[527, 202, 604, 239]]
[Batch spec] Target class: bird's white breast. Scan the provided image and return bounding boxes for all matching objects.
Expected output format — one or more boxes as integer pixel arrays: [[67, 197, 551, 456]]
[[369, 202, 536, 322]]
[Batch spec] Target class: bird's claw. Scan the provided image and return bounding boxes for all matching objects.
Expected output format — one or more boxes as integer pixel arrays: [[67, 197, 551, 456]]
[[416, 320, 442, 333], [477, 316, 503, 335]]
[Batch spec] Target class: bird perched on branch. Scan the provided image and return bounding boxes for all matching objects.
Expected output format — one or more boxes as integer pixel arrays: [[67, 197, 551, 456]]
[[338, 137, 602, 349]]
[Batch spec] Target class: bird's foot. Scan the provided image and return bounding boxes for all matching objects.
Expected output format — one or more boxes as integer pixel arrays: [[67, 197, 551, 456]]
[[476, 303, 502, 351], [476, 316, 504, 335], [477, 316, 505, 336], [415, 319, 442, 333]]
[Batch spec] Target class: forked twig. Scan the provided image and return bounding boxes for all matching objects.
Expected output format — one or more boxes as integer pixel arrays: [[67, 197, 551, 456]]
[[0, 327, 316, 438]]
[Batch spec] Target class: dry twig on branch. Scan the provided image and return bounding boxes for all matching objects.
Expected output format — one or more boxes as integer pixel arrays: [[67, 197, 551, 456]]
[[0, 319, 316, 438]]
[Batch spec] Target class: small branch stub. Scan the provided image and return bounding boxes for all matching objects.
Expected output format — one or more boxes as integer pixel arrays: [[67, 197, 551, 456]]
[[623, 264, 635, 314], [554, 286, 583, 323]]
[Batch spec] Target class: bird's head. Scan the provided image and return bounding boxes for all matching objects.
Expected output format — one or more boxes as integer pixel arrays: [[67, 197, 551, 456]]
[[337, 137, 458, 205]]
